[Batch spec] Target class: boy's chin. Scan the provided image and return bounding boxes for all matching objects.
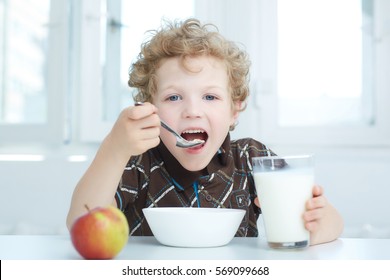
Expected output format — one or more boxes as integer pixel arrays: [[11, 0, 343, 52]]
[[179, 160, 209, 172], [176, 154, 214, 172]]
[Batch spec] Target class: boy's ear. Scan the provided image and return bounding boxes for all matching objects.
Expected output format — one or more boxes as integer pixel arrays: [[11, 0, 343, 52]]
[[231, 101, 241, 123], [233, 101, 242, 119]]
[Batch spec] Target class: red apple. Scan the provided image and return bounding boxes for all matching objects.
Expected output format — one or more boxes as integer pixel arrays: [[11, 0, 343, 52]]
[[70, 205, 129, 259]]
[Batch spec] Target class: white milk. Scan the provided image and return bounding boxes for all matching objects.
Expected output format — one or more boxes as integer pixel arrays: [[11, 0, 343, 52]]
[[254, 169, 314, 244]]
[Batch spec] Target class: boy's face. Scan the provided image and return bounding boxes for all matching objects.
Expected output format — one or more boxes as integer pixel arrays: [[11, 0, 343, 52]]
[[153, 55, 239, 171]]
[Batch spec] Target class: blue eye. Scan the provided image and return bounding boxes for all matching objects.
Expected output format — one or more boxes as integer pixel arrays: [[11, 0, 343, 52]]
[[204, 95, 216, 101], [168, 95, 181, 101]]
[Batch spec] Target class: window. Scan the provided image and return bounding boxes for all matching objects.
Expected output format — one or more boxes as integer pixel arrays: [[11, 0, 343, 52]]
[[0, 0, 195, 144], [1, 0, 389, 148], [253, 0, 390, 146], [277, 0, 373, 127], [0, 0, 68, 143], [79, 0, 194, 142], [0, 0, 50, 124]]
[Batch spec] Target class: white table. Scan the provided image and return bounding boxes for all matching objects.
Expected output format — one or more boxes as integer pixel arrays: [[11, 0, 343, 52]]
[[0, 235, 389, 260]]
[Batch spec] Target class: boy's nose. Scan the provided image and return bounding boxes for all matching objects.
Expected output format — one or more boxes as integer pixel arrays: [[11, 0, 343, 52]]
[[182, 99, 203, 119]]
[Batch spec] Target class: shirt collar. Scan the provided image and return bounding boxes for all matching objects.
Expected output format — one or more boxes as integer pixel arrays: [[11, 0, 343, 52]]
[[155, 133, 232, 189]]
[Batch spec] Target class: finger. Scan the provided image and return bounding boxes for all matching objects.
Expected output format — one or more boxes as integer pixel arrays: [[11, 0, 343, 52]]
[[138, 126, 161, 141], [306, 195, 327, 210], [312, 184, 324, 197], [128, 102, 158, 120], [141, 137, 161, 148], [303, 208, 324, 222], [137, 113, 161, 130], [131, 137, 161, 156], [305, 221, 319, 232]]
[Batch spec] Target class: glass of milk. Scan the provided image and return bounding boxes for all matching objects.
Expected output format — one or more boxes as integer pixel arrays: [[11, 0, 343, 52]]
[[252, 155, 314, 249]]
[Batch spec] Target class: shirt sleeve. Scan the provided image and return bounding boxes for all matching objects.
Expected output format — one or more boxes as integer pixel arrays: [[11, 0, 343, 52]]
[[232, 138, 276, 217], [115, 154, 149, 211]]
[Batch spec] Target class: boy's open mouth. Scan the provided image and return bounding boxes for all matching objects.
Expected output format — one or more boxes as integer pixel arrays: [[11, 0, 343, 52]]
[[181, 129, 208, 145]]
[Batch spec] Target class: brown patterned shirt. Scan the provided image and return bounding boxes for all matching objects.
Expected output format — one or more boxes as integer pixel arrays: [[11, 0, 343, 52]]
[[115, 134, 274, 237]]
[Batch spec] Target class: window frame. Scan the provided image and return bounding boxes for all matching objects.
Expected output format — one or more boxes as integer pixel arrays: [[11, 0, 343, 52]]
[[251, 0, 390, 147], [78, 0, 112, 143], [78, 0, 197, 142]]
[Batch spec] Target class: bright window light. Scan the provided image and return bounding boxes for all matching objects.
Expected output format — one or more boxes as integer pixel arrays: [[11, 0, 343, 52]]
[[67, 155, 88, 162], [0, 154, 45, 162]]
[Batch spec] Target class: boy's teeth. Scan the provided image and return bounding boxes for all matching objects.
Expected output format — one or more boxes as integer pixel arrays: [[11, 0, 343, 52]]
[[183, 130, 204, 134], [181, 130, 207, 143]]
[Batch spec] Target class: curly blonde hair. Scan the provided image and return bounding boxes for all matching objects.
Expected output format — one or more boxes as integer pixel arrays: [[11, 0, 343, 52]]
[[128, 18, 250, 113]]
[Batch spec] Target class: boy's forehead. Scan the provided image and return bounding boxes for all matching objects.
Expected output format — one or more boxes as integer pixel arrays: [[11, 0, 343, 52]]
[[157, 55, 227, 71]]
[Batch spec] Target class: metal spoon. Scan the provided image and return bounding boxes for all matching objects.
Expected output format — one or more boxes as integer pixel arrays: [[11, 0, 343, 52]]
[[135, 102, 205, 148]]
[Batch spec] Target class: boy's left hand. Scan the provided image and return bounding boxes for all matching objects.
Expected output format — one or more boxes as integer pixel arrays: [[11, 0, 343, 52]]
[[255, 184, 343, 245], [303, 185, 327, 233]]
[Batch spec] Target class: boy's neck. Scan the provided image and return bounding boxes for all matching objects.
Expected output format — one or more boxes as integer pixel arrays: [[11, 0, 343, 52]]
[[156, 133, 231, 188]]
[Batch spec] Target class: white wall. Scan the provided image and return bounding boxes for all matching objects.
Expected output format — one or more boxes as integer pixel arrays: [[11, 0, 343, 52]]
[[0, 151, 94, 235]]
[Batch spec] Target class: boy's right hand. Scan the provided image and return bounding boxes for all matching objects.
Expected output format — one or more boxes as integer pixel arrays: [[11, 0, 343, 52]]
[[106, 102, 161, 158]]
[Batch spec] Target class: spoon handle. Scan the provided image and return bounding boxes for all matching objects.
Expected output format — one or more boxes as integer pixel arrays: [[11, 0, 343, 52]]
[[135, 102, 179, 137], [160, 120, 181, 138]]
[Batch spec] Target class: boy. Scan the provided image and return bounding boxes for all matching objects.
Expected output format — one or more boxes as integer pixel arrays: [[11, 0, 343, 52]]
[[67, 18, 343, 245]]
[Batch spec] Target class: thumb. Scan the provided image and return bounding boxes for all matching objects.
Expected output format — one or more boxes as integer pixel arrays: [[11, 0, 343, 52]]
[[254, 197, 261, 208]]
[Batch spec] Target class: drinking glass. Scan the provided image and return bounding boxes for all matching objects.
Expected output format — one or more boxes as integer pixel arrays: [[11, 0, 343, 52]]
[[252, 155, 314, 249]]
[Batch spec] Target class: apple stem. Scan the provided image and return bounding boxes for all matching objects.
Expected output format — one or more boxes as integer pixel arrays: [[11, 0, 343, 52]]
[[84, 204, 91, 212]]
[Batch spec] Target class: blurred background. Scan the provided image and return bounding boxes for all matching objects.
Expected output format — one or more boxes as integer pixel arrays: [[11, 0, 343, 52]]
[[1, 0, 389, 238]]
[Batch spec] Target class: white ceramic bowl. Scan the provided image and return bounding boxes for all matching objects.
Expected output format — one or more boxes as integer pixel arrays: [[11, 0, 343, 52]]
[[142, 207, 246, 247]]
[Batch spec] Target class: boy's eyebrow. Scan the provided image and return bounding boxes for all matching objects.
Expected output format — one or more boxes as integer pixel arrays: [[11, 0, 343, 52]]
[[158, 84, 180, 92]]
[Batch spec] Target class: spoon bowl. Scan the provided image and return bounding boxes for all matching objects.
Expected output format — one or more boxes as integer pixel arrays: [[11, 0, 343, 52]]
[[135, 102, 205, 148]]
